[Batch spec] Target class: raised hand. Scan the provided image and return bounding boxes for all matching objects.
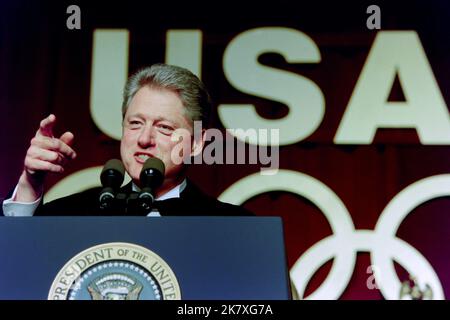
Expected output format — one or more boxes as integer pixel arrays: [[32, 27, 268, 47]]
[[15, 114, 77, 202]]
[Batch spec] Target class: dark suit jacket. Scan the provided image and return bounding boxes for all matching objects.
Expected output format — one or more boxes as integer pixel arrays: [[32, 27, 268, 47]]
[[32, 180, 253, 216]]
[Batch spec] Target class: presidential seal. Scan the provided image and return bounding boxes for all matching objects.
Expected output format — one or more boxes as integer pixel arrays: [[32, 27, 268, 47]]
[[48, 242, 181, 300]]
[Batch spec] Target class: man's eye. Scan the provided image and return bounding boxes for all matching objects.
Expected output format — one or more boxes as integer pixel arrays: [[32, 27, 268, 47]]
[[127, 121, 142, 129], [157, 124, 174, 134]]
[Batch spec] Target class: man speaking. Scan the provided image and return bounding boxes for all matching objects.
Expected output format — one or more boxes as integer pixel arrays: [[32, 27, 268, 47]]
[[2, 64, 252, 217]]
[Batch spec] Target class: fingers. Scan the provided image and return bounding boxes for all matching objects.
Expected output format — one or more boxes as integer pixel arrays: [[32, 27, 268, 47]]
[[36, 114, 56, 138], [25, 144, 69, 174], [27, 145, 67, 165], [24, 138, 74, 176], [24, 157, 64, 174], [30, 135, 76, 160], [59, 131, 75, 147], [24, 115, 77, 178]]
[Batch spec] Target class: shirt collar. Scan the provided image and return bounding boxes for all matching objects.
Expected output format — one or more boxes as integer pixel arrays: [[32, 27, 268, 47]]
[[131, 179, 187, 200]]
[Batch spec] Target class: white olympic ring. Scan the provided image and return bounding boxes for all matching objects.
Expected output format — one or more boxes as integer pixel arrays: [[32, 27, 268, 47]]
[[219, 170, 446, 300]]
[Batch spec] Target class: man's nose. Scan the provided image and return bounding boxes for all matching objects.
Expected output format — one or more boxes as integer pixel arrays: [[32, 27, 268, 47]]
[[137, 125, 156, 148]]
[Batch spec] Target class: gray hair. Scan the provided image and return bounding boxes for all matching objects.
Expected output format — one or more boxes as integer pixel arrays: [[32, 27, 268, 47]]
[[122, 63, 212, 126]]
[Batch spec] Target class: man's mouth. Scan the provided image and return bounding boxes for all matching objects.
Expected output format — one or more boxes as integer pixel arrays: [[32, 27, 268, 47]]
[[134, 153, 154, 164]]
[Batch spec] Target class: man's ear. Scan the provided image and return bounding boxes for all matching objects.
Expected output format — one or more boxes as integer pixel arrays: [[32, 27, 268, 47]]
[[191, 128, 205, 157]]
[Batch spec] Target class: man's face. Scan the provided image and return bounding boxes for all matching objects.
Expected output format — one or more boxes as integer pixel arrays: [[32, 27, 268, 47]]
[[120, 86, 194, 185]]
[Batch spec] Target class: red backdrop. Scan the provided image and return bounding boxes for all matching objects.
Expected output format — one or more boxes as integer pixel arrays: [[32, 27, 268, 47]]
[[1, 0, 449, 299]]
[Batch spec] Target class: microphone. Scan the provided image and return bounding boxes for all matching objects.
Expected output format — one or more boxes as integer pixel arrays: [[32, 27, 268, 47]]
[[99, 159, 125, 210], [138, 157, 165, 211]]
